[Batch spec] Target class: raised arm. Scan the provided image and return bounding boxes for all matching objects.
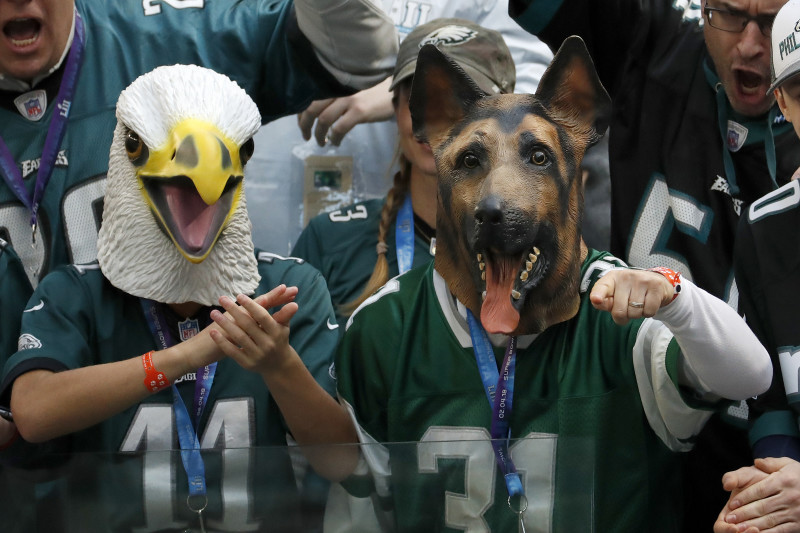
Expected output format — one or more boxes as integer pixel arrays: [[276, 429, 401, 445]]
[[294, 0, 398, 90], [9, 286, 296, 444], [591, 268, 772, 400], [209, 292, 359, 481]]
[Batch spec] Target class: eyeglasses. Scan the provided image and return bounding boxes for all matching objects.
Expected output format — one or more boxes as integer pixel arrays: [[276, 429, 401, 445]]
[[704, 5, 776, 37]]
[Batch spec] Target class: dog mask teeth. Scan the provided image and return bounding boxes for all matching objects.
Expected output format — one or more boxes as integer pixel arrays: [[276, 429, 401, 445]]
[[481, 271, 486, 281], [526, 261, 533, 271], [482, 291, 487, 301], [511, 290, 521, 300], [477, 253, 482, 262], [479, 262, 485, 271], [529, 252, 538, 263], [520, 271, 528, 281]]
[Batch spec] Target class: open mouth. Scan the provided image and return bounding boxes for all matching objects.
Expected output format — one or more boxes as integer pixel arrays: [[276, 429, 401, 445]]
[[3, 18, 41, 47], [734, 69, 766, 93], [476, 244, 548, 334], [142, 174, 241, 261]]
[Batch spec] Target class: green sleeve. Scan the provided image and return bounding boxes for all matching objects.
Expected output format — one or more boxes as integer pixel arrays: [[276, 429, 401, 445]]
[[1, 267, 96, 404], [263, 258, 339, 397]]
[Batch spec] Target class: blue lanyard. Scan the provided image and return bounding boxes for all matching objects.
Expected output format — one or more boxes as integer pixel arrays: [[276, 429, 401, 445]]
[[395, 194, 414, 275], [0, 12, 86, 241], [465, 310, 524, 500], [140, 299, 217, 501]]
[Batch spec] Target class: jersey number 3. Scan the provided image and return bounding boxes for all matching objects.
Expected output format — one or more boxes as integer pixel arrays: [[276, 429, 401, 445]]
[[419, 428, 557, 532]]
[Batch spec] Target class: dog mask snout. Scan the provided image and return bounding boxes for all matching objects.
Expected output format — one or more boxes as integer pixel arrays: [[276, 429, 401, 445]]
[[474, 195, 507, 251], [475, 196, 504, 226]]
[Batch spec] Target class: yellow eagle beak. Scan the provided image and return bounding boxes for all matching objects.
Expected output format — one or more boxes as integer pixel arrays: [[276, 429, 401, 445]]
[[136, 119, 245, 263]]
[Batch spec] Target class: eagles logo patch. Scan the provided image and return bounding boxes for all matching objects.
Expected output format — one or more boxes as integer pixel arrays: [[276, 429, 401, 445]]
[[419, 26, 477, 48], [17, 333, 43, 351]]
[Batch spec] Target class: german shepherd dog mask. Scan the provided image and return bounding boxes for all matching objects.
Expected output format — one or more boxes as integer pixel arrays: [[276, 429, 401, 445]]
[[409, 36, 611, 336]]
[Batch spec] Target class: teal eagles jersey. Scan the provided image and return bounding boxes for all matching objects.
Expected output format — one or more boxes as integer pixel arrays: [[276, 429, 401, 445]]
[[335, 250, 714, 532], [0, 239, 31, 361], [736, 181, 800, 447], [0, 251, 338, 531], [0, 0, 350, 289], [292, 198, 435, 329]]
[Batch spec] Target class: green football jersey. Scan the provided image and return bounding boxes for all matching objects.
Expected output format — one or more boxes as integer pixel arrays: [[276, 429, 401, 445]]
[[0, 0, 349, 288], [292, 198, 435, 329], [335, 250, 713, 532], [0, 251, 338, 531], [0, 239, 31, 361]]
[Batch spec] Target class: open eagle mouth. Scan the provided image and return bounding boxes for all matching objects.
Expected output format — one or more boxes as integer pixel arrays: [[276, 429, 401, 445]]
[[142, 174, 242, 261], [477, 245, 549, 334]]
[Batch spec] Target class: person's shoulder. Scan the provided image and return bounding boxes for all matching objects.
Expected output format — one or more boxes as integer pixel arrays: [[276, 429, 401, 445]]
[[345, 262, 434, 329], [39, 261, 103, 286], [29, 262, 115, 310], [745, 180, 800, 227], [307, 198, 384, 229], [295, 198, 384, 258], [577, 249, 628, 294], [255, 250, 322, 286]]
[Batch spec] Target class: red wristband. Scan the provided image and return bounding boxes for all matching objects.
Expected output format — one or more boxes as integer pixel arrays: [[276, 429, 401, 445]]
[[648, 267, 682, 302], [142, 351, 170, 393]]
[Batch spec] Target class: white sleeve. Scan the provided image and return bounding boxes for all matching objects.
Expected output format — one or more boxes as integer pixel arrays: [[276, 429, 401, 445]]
[[477, 0, 553, 94], [293, 0, 399, 89], [653, 277, 772, 400]]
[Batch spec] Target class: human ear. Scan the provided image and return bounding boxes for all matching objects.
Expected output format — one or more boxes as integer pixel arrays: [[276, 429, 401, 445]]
[[776, 88, 793, 123]]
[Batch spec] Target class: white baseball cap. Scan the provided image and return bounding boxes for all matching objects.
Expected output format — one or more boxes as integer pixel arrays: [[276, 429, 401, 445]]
[[769, 0, 800, 92]]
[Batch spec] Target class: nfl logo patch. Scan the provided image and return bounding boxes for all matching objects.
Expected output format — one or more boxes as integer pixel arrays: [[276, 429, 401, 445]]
[[179, 318, 200, 342], [14, 90, 47, 122], [726, 120, 748, 152]]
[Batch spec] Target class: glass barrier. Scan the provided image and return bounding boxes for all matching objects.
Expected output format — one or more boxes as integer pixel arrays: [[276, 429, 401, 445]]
[[0, 433, 683, 532]]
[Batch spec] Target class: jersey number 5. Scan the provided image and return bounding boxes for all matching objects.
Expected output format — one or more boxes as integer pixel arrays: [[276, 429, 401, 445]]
[[142, 0, 204, 16]]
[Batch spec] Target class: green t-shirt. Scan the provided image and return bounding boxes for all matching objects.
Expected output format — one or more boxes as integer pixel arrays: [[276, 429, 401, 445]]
[[335, 250, 713, 532]]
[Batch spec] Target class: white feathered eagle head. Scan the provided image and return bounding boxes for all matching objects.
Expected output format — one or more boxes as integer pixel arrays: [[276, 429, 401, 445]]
[[97, 64, 262, 306]]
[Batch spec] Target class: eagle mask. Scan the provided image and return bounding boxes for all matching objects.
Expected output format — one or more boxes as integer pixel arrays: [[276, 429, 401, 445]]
[[97, 64, 262, 306]]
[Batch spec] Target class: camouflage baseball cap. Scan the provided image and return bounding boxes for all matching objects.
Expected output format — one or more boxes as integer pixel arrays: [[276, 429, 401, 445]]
[[390, 18, 516, 94]]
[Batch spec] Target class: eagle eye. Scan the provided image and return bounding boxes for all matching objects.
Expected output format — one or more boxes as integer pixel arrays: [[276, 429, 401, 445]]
[[240, 138, 255, 165], [124, 130, 149, 166]]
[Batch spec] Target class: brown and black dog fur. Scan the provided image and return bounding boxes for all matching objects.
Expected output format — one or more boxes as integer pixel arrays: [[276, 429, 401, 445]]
[[409, 36, 611, 336]]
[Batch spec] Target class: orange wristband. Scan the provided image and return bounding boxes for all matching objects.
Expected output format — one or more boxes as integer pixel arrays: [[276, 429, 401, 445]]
[[649, 267, 682, 302], [142, 351, 170, 393]]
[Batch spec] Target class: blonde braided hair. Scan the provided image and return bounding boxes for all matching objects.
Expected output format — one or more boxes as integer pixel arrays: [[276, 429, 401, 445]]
[[339, 151, 412, 316]]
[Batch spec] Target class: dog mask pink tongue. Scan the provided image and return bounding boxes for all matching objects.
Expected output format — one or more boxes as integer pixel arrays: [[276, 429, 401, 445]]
[[480, 259, 520, 334]]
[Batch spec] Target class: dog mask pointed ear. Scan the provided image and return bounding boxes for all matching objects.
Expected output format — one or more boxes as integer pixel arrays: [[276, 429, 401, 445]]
[[534, 36, 611, 137], [409, 44, 488, 147]]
